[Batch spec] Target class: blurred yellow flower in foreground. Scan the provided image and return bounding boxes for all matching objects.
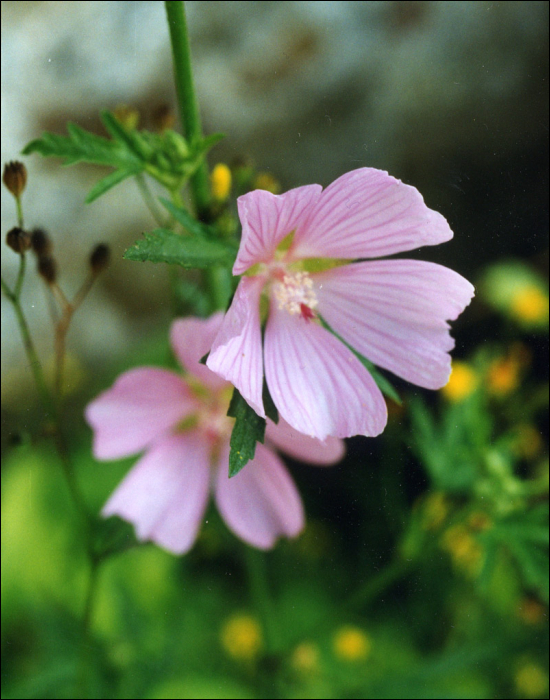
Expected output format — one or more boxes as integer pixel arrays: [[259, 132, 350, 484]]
[[441, 361, 478, 402], [254, 172, 281, 194], [220, 614, 262, 661], [515, 661, 548, 698], [510, 286, 549, 324], [333, 626, 371, 662], [211, 163, 232, 200], [421, 492, 449, 531], [291, 641, 319, 673]]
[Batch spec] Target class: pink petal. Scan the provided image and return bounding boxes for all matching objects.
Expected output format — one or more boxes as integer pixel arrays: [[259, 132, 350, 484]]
[[264, 303, 388, 440], [291, 168, 453, 260], [314, 260, 475, 390], [102, 433, 211, 555], [206, 277, 265, 416], [265, 416, 345, 466], [214, 442, 304, 549], [170, 313, 227, 391], [233, 184, 322, 274], [85, 368, 198, 460]]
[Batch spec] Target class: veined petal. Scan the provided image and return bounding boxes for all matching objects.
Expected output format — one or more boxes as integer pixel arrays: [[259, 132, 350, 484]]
[[314, 260, 475, 390], [102, 433, 211, 555], [214, 442, 304, 549], [264, 303, 387, 440], [292, 168, 453, 260], [233, 184, 322, 274], [265, 416, 345, 466], [170, 313, 227, 391], [206, 277, 265, 416], [85, 368, 198, 460]]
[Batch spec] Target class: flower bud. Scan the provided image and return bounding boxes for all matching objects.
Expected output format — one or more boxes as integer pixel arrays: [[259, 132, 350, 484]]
[[211, 163, 232, 200], [89, 244, 110, 274], [3, 161, 27, 198], [6, 227, 31, 254], [37, 256, 57, 284], [31, 228, 52, 257]]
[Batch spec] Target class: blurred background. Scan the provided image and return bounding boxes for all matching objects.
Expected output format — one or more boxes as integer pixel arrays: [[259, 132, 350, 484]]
[[1, 1, 548, 698]]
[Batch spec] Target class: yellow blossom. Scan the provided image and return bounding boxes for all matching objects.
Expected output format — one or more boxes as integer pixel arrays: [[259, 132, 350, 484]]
[[211, 163, 232, 200], [517, 598, 546, 626], [220, 614, 262, 661], [333, 626, 371, 662], [441, 525, 483, 576], [487, 357, 520, 396], [113, 104, 139, 130], [515, 662, 548, 698], [291, 641, 319, 673], [254, 172, 281, 194], [421, 492, 449, 531], [441, 361, 477, 402], [510, 286, 549, 324]]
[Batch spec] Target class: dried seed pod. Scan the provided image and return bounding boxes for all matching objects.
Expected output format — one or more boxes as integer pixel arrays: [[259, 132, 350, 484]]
[[3, 161, 27, 197], [37, 255, 57, 284], [89, 244, 110, 274], [6, 227, 31, 254], [31, 228, 52, 257]]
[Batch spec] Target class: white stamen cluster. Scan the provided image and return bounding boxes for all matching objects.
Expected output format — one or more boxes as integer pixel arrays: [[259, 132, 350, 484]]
[[272, 271, 318, 316]]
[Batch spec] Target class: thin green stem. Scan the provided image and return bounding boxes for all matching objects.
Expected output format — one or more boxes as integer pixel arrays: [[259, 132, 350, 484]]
[[15, 195, 24, 228], [76, 555, 102, 699], [2, 271, 53, 415], [14, 251, 27, 298], [135, 174, 166, 226], [165, 1, 210, 217], [346, 556, 409, 611], [244, 546, 280, 654]]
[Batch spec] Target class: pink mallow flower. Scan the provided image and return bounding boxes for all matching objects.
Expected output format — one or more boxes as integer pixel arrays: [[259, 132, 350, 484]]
[[207, 167, 475, 440], [85, 314, 344, 554]]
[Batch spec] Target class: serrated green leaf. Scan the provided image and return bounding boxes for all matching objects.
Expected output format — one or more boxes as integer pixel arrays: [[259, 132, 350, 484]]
[[318, 315, 401, 404], [85, 168, 139, 203], [123, 228, 236, 269], [227, 388, 266, 477]]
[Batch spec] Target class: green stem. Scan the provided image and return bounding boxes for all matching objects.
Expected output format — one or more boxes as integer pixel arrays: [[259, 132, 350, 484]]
[[15, 195, 24, 228], [346, 556, 409, 611], [165, 1, 210, 217], [2, 270, 53, 415], [244, 546, 280, 654], [76, 556, 102, 699], [135, 174, 166, 226]]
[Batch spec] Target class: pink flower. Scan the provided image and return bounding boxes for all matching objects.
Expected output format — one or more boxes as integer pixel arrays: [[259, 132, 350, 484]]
[[85, 314, 344, 554], [207, 168, 475, 440]]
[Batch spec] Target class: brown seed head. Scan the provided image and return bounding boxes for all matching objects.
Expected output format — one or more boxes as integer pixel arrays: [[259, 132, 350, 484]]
[[6, 227, 32, 254], [37, 256, 57, 284], [3, 161, 27, 198], [89, 243, 110, 274], [31, 228, 52, 257]]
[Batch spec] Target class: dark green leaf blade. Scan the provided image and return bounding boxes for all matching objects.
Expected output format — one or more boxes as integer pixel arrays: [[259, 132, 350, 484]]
[[123, 228, 236, 269], [227, 388, 266, 477], [263, 380, 279, 424]]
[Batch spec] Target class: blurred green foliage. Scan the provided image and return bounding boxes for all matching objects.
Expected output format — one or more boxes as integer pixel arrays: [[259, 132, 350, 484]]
[[1, 257, 548, 699]]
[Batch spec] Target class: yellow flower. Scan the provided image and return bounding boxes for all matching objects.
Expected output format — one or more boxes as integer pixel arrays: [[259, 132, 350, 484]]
[[517, 598, 546, 626], [254, 172, 281, 194], [291, 642, 319, 673], [441, 525, 483, 576], [421, 492, 449, 531], [113, 104, 140, 130], [211, 163, 232, 200], [515, 662, 548, 698], [441, 361, 477, 402], [510, 286, 549, 324], [487, 357, 520, 396], [220, 614, 262, 661], [333, 626, 371, 662]]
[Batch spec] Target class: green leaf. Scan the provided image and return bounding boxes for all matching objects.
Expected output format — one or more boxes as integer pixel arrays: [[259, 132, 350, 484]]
[[318, 315, 401, 404], [85, 168, 139, 203], [227, 388, 266, 477], [123, 228, 236, 269], [263, 380, 279, 424], [197, 132, 225, 153], [158, 198, 215, 238]]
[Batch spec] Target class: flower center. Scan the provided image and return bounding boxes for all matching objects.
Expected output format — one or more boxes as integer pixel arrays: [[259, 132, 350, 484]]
[[271, 270, 318, 319]]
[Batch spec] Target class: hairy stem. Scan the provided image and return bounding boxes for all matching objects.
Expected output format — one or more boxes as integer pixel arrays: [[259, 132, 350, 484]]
[[165, 1, 210, 217]]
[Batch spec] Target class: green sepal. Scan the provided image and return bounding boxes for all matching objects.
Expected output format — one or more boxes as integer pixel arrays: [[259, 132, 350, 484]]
[[227, 388, 266, 478]]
